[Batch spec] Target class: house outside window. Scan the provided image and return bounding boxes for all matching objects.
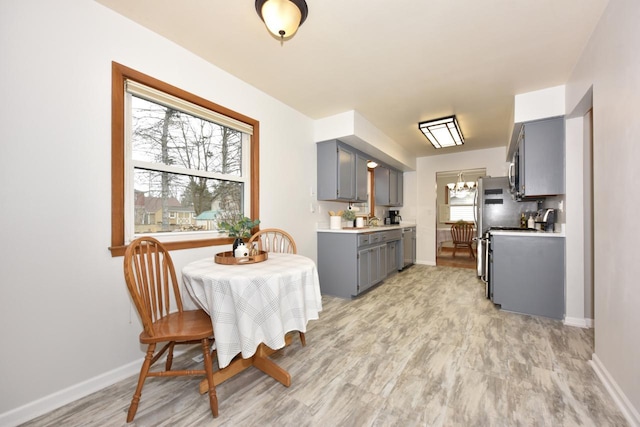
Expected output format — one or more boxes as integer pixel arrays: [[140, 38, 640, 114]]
[[110, 63, 259, 256]]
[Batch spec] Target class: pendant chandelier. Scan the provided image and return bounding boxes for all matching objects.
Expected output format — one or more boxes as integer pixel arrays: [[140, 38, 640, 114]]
[[447, 172, 476, 199]]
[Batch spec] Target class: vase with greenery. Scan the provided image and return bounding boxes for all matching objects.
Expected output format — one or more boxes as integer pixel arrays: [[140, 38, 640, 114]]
[[217, 213, 260, 255], [341, 209, 357, 227]]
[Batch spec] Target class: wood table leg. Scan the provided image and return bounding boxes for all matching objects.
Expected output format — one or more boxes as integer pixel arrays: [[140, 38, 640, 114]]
[[252, 344, 291, 387], [199, 334, 293, 394]]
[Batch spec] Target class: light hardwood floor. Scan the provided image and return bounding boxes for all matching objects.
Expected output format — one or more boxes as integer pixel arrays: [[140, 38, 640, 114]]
[[22, 265, 628, 426]]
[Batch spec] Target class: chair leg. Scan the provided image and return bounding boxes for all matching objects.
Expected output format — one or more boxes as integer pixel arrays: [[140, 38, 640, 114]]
[[165, 341, 175, 371], [299, 332, 306, 346], [127, 343, 156, 423], [201, 338, 219, 418], [452, 246, 457, 257]]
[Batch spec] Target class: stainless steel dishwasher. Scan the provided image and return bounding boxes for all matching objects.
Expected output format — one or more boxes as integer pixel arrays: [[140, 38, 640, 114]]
[[401, 227, 416, 269]]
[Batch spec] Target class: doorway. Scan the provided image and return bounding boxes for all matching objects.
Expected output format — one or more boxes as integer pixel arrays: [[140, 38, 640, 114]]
[[566, 87, 595, 330], [435, 168, 486, 269]]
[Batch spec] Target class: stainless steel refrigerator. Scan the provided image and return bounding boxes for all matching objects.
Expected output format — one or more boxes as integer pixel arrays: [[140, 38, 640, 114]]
[[474, 176, 537, 276]]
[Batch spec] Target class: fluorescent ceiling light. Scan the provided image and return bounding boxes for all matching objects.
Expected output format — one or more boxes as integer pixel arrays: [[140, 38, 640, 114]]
[[418, 115, 464, 149]]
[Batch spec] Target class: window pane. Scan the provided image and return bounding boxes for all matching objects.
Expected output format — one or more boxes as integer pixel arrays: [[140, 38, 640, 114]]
[[450, 205, 474, 222], [131, 96, 242, 176], [133, 168, 243, 233]]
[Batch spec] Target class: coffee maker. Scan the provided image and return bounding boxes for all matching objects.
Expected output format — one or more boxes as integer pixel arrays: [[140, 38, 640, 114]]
[[542, 208, 556, 232], [388, 210, 402, 224]]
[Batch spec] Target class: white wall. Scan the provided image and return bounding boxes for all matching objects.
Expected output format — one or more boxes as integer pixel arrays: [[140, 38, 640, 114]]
[[565, 0, 640, 422], [414, 147, 509, 265], [0, 1, 325, 423], [514, 85, 566, 123]]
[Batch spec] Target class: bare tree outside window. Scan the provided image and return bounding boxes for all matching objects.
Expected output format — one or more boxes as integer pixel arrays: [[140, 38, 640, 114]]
[[131, 96, 244, 233]]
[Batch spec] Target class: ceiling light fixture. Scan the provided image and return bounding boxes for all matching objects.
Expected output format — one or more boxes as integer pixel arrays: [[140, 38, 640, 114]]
[[418, 115, 464, 149], [255, 0, 308, 44]]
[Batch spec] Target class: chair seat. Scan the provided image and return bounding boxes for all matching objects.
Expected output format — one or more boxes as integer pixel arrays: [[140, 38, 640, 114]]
[[140, 310, 213, 344]]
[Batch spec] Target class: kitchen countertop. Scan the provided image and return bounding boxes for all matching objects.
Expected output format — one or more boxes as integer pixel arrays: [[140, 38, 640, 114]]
[[317, 223, 416, 234], [489, 229, 565, 238]]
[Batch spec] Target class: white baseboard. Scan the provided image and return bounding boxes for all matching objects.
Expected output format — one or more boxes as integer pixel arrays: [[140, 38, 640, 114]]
[[591, 354, 640, 427], [0, 359, 140, 427], [0, 347, 194, 427], [563, 316, 594, 329], [564, 316, 591, 328]]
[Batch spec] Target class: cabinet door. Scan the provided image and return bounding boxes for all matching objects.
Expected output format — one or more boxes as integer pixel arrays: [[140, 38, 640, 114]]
[[389, 169, 399, 205], [374, 166, 390, 205], [355, 153, 368, 202], [521, 117, 565, 197], [337, 145, 356, 200], [387, 241, 397, 274], [397, 172, 403, 206], [378, 244, 387, 282], [358, 248, 371, 293]]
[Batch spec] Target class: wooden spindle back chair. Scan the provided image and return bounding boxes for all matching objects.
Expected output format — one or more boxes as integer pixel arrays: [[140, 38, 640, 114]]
[[450, 222, 476, 258], [123, 236, 218, 422], [248, 228, 297, 254]]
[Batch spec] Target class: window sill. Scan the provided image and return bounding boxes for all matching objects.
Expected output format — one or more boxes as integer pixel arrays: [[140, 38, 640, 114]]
[[109, 236, 234, 257]]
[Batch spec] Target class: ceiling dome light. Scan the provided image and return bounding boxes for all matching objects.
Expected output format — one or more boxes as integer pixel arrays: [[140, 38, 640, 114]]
[[255, 0, 308, 42]]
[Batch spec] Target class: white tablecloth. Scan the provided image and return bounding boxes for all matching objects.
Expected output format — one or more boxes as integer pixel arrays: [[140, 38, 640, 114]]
[[182, 252, 323, 369], [437, 227, 452, 252]]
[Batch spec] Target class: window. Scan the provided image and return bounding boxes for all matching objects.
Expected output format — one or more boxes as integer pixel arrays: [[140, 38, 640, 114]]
[[448, 190, 475, 222], [449, 205, 475, 222], [110, 62, 259, 256]]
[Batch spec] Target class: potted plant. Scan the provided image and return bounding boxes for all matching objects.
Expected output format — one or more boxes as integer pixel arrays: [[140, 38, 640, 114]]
[[217, 213, 260, 255], [341, 209, 356, 227]]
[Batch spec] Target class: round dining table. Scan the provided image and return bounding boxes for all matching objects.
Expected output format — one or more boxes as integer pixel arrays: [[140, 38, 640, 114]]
[[182, 252, 323, 390]]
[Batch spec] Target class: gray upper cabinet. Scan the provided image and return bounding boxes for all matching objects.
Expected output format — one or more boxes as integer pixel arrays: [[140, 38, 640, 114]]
[[375, 165, 390, 205], [317, 140, 368, 202], [375, 165, 404, 206], [355, 152, 368, 203], [518, 117, 565, 198]]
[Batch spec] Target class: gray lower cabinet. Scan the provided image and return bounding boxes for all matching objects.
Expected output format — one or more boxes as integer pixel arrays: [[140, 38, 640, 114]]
[[491, 235, 565, 319], [318, 230, 401, 298], [387, 240, 398, 274], [359, 243, 386, 293]]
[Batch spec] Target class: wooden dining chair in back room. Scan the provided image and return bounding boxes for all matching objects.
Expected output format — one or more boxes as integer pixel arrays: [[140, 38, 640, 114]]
[[451, 222, 476, 258], [248, 228, 306, 345], [123, 236, 218, 423]]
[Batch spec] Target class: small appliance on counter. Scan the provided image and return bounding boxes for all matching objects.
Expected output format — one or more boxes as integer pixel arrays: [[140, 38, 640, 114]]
[[540, 208, 556, 232], [389, 210, 402, 224]]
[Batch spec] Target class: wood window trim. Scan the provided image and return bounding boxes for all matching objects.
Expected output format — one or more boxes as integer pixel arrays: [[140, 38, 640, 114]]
[[109, 62, 260, 257]]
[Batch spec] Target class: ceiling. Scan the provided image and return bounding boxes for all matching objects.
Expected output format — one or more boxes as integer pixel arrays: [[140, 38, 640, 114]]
[[96, 0, 608, 158]]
